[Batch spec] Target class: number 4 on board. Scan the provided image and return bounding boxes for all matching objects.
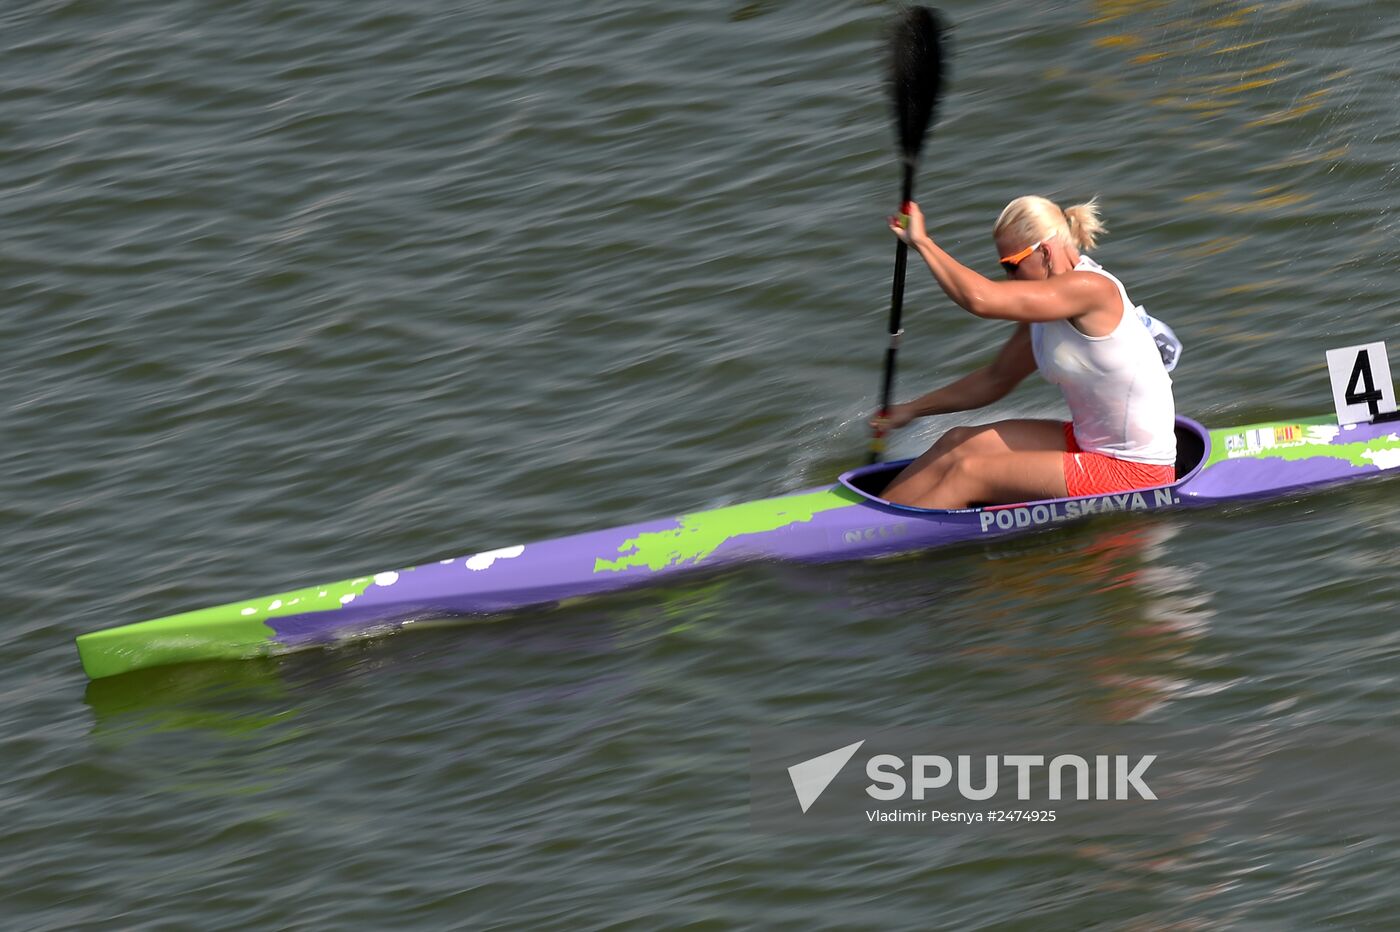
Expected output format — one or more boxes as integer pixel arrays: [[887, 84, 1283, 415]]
[[1326, 342, 1397, 425]]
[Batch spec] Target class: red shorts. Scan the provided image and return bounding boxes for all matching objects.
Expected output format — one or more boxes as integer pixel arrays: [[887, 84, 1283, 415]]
[[1061, 422, 1175, 497]]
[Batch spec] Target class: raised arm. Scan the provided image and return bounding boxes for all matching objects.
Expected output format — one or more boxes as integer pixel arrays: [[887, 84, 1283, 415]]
[[891, 203, 1119, 326]]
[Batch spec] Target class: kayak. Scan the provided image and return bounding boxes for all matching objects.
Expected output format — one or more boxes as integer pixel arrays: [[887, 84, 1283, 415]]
[[76, 413, 1400, 679]]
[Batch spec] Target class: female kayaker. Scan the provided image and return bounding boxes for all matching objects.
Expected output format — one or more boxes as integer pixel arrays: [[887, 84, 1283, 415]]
[[872, 195, 1176, 509]]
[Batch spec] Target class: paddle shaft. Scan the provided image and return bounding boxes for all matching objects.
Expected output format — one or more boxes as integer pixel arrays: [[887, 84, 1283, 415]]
[[870, 164, 916, 464]]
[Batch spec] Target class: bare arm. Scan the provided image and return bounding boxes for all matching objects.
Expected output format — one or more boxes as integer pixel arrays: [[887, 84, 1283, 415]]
[[879, 324, 1036, 428], [892, 203, 1119, 327], [910, 239, 1113, 323]]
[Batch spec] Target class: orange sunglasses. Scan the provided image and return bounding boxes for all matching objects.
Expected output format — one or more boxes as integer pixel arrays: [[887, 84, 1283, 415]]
[[999, 231, 1057, 275]]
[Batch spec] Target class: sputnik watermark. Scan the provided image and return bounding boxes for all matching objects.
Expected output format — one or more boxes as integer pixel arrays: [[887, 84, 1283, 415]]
[[788, 748, 1154, 814], [752, 727, 1400, 835], [866, 753, 1156, 802], [787, 740, 865, 813]]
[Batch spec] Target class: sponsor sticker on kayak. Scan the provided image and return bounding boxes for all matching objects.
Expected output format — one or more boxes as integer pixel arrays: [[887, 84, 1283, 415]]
[[978, 488, 1178, 533], [1222, 423, 1307, 458]]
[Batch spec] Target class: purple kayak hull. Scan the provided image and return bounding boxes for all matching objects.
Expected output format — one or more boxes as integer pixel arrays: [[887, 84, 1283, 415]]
[[76, 414, 1400, 678]]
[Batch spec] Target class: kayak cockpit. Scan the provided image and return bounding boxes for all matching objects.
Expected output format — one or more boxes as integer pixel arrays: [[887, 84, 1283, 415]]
[[839, 416, 1210, 511], [1173, 418, 1206, 482]]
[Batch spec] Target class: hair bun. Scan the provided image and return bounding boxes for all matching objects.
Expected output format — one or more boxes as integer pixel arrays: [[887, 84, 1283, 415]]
[[1063, 198, 1106, 250]]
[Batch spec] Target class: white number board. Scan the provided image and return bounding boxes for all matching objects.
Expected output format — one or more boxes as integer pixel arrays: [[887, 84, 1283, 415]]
[[1326, 342, 1396, 425]]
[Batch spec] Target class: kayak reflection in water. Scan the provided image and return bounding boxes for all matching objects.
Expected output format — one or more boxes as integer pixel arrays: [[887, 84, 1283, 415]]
[[871, 196, 1179, 510]]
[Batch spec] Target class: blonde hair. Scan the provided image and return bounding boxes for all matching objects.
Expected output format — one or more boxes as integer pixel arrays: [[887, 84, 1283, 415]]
[[993, 195, 1106, 251]]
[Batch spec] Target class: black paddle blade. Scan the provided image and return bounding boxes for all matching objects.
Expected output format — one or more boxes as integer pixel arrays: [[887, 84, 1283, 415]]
[[888, 6, 947, 165]]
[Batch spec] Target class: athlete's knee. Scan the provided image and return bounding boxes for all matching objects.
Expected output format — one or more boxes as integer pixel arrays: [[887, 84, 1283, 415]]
[[936, 425, 975, 455], [946, 454, 990, 488]]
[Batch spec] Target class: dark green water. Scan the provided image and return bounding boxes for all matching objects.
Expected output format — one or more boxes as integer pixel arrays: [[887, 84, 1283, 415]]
[[5, 0, 1400, 926]]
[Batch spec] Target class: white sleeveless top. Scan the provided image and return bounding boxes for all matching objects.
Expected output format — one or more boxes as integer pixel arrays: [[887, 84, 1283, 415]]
[[1030, 256, 1176, 465]]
